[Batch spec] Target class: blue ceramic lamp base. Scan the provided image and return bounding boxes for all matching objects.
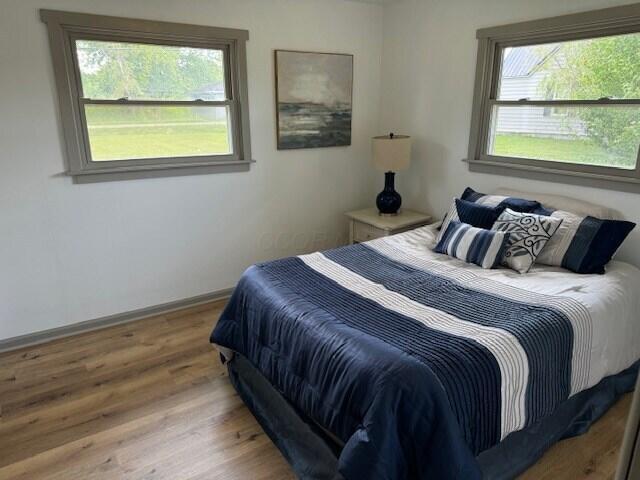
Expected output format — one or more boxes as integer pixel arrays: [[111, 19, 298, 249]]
[[376, 171, 402, 215]]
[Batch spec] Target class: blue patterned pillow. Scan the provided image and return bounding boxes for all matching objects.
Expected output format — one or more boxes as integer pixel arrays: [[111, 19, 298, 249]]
[[434, 220, 511, 269], [533, 208, 635, 274], [461, 187, 541, 213], [439, 198, 505, 238], [492, 209, 563, 274]]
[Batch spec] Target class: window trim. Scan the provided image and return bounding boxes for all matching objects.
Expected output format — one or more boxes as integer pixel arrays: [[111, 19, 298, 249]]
[[40, 9, 252, 182], [466, 3, 640, 190]]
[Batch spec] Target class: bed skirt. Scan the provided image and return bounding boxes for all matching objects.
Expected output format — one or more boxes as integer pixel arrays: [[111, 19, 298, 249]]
[[226, 354, 638, 480]]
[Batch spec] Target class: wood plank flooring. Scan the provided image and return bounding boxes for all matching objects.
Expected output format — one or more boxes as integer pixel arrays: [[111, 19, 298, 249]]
[[0, 300, 631, 479]]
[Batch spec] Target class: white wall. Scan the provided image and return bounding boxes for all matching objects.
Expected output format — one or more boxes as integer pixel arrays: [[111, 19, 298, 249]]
[[4, 0, 639, 342], [379, 0, 640, 265], [0, 0, 383, 340]]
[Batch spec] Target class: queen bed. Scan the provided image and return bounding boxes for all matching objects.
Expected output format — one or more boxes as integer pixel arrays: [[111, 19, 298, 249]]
[[211, 210, 640, 479]]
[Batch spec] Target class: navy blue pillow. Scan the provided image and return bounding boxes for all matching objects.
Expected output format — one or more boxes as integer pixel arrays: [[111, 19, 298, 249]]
[[549, 215, 635, 274], [455, 198, 505, 229], [527, 201, 635, 274], [438, 198, 505, 232], [461, 187, 541, 213]]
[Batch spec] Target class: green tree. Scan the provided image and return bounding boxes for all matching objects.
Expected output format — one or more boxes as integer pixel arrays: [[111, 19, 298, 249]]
[[540, 34, 640, 161], [77, 41, 224, 100]]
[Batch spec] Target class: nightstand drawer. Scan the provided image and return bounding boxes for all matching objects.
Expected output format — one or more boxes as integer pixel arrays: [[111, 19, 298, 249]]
[[353, 221, 387, 243]]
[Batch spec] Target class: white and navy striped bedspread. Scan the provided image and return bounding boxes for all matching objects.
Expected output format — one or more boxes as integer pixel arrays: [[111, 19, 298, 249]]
[[302, 224, 640, 441], [212, 223, 640, 478]]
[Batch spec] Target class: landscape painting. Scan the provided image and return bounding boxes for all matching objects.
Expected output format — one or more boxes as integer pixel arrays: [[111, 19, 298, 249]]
[[275, 50, 353, 149]]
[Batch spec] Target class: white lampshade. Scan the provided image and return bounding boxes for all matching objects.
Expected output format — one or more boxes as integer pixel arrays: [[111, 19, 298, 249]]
[[372, 134, 411, 172]]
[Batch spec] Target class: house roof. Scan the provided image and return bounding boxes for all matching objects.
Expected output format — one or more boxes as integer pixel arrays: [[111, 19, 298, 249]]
[[502, 44, 560, 78]]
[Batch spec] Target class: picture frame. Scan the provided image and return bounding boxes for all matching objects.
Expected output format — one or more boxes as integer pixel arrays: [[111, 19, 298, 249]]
[[275, 49, 353, 150]]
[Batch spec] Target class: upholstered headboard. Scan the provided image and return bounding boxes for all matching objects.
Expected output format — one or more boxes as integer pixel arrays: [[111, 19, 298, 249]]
[[494, 188, 623, 220]]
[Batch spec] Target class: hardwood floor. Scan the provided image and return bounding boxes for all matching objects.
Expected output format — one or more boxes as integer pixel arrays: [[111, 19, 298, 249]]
[[0, 300, 631, 479]]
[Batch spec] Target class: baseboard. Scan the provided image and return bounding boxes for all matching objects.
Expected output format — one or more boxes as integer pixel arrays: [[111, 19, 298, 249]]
[[0, 287, 234, 353]]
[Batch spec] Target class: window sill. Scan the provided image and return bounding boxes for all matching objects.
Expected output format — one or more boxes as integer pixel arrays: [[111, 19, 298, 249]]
[[68, 160, 254, 183], [464, 158, 640, 193]]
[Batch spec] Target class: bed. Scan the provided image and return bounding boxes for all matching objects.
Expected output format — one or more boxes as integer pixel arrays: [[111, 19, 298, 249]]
[[211, 223, 640, 479]]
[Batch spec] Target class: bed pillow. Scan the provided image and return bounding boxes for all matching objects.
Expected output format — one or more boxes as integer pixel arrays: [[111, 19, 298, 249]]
[[534, 209, 635, 274], [495, 188, 622, 219], [439, 198, 506, 239], [434, 220, 511, 269], [492, 209, 563, 274], [461, 187, 541, 213]]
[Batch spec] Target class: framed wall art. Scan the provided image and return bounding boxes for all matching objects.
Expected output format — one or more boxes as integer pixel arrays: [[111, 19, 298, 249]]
[[275, 50, 353, 150]]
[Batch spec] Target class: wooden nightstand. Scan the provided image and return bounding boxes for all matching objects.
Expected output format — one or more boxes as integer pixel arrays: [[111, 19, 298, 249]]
[[345, 208, 432, 244]]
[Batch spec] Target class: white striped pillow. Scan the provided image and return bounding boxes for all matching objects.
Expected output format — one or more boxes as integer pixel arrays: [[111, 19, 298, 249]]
[[434, 220, 510, 269]]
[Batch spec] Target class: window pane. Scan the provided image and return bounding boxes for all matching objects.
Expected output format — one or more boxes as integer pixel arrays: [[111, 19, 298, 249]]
[[85, 105, 232, 161], [488, 105, 640, 169], [497, 32, 640, 100], [76, 40, 226, 101]]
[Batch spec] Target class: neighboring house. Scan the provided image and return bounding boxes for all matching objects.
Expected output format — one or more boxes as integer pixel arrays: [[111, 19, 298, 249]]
[[496, 45, 586, 138], [190, 82, 225, 101], [190, 82, 227, 120]]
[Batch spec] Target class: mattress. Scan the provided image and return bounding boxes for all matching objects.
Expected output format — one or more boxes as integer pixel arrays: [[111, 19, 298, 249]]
[[211, 224, 640, 479]]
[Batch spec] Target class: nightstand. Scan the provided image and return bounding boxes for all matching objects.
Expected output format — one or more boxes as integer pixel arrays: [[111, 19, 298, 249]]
[[345, 208, 432, 244]]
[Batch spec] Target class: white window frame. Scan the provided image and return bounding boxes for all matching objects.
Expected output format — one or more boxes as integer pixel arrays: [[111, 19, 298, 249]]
[[41, 10, 252, 183], [466, 4, 640, 191]]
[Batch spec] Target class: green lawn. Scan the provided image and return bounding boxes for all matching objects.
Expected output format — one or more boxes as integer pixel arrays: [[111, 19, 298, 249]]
[[87, 123, 230, 161], [493, 133, 634, 169], [88, 126, 633, 167]]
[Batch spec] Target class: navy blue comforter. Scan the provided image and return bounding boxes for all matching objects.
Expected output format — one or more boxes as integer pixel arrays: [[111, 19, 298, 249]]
[[211, 242, 585, 479]]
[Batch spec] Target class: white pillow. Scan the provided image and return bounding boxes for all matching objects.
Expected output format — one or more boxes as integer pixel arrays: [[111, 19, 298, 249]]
[[492, 208, 563, 274]]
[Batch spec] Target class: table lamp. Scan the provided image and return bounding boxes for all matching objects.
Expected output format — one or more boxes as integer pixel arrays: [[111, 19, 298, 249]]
[[372, 133, 411, 216]]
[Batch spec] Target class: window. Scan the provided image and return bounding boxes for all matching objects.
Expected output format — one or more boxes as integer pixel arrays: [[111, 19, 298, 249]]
[[467, 4, 640, 190], [41, 10, 251, 182]]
